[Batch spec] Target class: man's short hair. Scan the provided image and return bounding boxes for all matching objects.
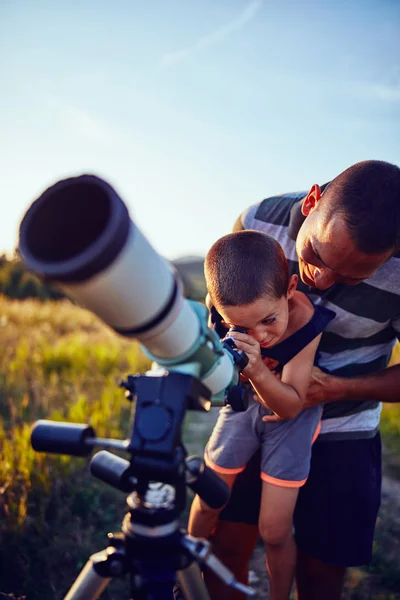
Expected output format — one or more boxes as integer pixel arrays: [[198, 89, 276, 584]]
[[322, 160, 400, 254], [205, 230, 289, 308]]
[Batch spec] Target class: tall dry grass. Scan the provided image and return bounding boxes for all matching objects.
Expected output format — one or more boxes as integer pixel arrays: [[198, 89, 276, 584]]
[[1, 295, 399, 598], [381, 343, 400, 456], [0, 295, 151, 599]]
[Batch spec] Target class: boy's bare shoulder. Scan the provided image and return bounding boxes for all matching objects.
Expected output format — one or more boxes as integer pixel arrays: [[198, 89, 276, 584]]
[[288, 291, 315, 331]]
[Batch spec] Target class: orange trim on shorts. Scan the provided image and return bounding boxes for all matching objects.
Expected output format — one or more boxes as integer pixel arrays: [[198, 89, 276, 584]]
[[260, 472, 307, 488], [204, 454, 246, 475], [261, 419, 321, 488], [312, 419, 322, 444]]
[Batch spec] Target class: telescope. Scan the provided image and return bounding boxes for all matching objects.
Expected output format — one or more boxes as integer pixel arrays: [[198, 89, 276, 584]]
[[19, 174, 248, 408], [18, 175, 254, 600]]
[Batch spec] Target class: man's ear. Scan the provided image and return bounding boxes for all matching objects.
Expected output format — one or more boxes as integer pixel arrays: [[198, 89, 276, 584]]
[[301, 184, 322, 216], [287, 274, 298, 299]]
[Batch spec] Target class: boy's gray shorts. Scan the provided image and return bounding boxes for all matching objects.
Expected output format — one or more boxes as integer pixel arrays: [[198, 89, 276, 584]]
[[205, 400, 322, 488]]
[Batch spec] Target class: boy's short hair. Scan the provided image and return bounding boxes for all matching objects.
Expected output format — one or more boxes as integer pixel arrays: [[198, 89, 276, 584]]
[[205, 230, 289, 308], [322, 160, 400, 254]]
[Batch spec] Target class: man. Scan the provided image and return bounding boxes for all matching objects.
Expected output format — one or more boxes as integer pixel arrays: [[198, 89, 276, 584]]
[[206, 160, 400, 600]]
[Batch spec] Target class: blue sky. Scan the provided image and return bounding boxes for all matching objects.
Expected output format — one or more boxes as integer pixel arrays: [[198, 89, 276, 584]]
[[1, 0, 399, 260]]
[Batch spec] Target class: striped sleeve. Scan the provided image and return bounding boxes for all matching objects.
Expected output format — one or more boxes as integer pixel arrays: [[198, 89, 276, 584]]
[[391, 313, 400, 337], [232, 214, 244, 232], [239, 202, 261, 230]]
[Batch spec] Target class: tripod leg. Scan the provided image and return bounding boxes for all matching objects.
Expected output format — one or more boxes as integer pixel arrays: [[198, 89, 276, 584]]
[[64, 554, 111, 600], [177, 563, 211, 600]]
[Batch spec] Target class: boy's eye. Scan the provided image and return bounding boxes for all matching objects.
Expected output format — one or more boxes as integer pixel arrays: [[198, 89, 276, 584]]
[[262, 317, 276, 325]]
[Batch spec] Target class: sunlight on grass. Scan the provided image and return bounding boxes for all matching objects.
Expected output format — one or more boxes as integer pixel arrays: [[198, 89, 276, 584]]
[[381, 343, 400, 454], [1, 295, 400, 599], [0, 295, 151, 598]]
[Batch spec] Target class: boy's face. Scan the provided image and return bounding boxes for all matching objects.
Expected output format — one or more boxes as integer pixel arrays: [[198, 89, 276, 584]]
[[217, 293, 290, 348]]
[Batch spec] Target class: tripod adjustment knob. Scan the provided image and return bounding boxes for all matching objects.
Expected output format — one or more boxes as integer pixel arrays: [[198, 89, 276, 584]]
[[119, 375, 137, 400], [186, 456, 230, 509], [31, 420, 94, 456]]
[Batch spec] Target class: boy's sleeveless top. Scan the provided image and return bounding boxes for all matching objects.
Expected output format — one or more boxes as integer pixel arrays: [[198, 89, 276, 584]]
[[210, 303, 336, 372]]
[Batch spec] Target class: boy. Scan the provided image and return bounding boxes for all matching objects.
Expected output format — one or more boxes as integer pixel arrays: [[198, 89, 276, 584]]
[[188, 230, 334, 600]]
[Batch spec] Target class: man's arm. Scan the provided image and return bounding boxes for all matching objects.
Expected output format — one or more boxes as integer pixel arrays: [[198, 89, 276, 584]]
[[304, 363, 400, 406]]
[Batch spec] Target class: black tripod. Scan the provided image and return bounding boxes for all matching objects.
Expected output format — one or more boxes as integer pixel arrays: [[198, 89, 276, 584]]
[[31, 370, 256, 600]]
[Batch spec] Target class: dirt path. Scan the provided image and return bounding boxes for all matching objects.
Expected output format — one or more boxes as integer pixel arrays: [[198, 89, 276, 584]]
[[246, 468, 400, 600]]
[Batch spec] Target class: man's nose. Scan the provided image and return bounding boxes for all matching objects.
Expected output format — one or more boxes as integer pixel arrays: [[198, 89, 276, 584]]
[[313, 267, 335, 290]]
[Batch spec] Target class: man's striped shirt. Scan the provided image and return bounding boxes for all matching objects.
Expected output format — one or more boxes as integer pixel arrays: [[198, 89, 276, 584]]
[[240, 191, 400, 440]]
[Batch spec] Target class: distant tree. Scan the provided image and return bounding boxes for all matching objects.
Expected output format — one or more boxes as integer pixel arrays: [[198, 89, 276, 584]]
[[0, 253, 206, 302], [0, 255, 64, 300], [172, 257, 206, 302]]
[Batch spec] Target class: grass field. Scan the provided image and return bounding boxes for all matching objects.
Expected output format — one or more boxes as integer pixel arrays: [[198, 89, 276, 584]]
[[0, 295, 399, 599], [0, 296, 153, 599]]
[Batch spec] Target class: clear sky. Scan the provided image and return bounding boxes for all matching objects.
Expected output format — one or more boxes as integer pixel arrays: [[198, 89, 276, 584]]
[[1, 0, 399, 260]]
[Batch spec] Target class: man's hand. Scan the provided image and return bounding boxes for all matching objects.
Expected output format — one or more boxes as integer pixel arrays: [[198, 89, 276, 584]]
[[249, 392, 285, 422], [304, 366, 344, 407]]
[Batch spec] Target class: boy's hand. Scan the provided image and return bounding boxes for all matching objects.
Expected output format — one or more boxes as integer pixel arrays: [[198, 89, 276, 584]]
[[251, 393, 285, 422], [262, 413, 284, 422], [228, 331, 264, 379]]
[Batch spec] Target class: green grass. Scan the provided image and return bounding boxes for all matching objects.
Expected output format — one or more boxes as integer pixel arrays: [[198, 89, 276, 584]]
[[0, 295, 151, 599], [380, 345, 400, 479], [1, 295, 400, 599]]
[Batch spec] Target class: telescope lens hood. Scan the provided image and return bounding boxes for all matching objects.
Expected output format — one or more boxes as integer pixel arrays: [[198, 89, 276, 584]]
[[18, 173, 239, 392], [19, 174, 130, 282]]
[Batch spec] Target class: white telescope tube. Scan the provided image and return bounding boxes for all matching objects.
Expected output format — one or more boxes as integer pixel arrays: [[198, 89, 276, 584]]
[[18, 175, 236, 398], [19, 175, 199, 359]]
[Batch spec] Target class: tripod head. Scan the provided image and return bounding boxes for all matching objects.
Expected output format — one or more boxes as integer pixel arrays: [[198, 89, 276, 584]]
[[31, 370, 255, 599]]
